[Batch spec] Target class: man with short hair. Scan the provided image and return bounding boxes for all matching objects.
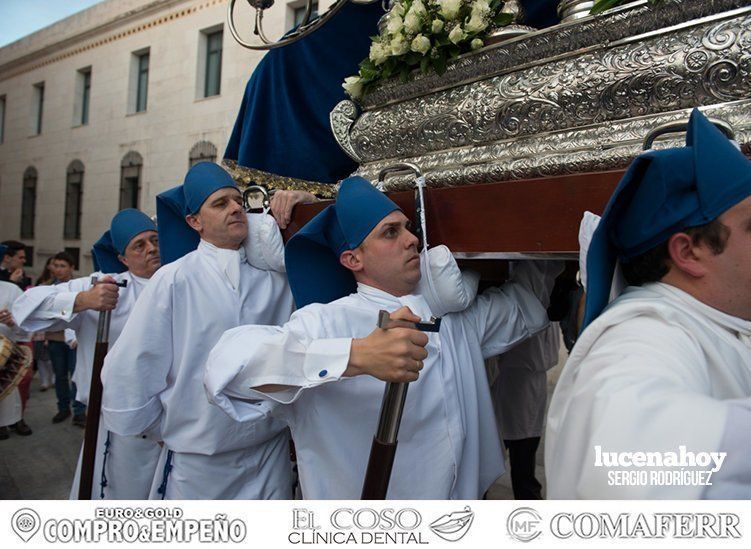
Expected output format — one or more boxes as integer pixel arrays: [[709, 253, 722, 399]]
[[23, 251, 86, 425], [205, 176, 560, 499], [545, 109, 751, 498], [0, 241, 32, 290], [13, 209, 162, 498], [50, 252, 76, 284], [101, 163, 306, 499]]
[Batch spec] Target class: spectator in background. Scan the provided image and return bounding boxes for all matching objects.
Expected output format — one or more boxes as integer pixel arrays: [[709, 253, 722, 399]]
[[45, 252, 86, 426], [36, 257, 55, 286], [1, 241, 32, 291]]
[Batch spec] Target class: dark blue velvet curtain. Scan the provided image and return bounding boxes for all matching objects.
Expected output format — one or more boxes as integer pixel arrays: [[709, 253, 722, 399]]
[[224, 4, 385, 184], [224, 1, 559, 184]]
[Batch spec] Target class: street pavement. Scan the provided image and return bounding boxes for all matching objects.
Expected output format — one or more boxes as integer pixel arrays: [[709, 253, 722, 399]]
[[1, 356, 565, 500], [0, 376, 83, 499]]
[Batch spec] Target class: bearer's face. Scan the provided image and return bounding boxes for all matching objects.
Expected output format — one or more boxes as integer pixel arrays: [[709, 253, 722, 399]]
[[341, 211, 421, 296], [704, 196, 751, 319], [52, 260, 74, 281], [119, 230, 160, 279], [186, 187, 247, 249]]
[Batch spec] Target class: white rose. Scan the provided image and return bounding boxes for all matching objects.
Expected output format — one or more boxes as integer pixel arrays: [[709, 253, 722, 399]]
[[387, 13, 403, 35], [448, 24, 465, 44], [404, 11, 422, 34], [390, 33, 409, 55], [470, 37, 484, 50], [410, 34, 431, 55], [471, 0, 491, 16], [465, 13, 487, 33], [369, 41, 390, 65], [411, 0, 427, 16], [437, 0, 462, 20], [431, 19, 445, 33], [342, 76, 364, 99], [391, 1, 406, 17]]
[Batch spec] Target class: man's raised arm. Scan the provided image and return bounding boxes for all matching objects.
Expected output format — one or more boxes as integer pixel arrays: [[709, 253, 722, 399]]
[[204, 306, 428, 420]]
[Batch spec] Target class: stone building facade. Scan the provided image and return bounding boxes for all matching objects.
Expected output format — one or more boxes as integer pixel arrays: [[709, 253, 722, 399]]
[[0, 0, 332, 274]]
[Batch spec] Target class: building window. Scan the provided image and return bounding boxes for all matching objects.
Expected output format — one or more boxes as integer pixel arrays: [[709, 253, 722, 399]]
[[0, 95, 5, 143], [129, 49, 150, 113], [203, 29, 223, 98], [120, 151, 143, 210], [292, 2, 318, 29], [24, 246, 34, 268], [32, 82, 44, 135], [64, 161, 84, 240], [64, 247, 80, 270], [189, 141, 218, 167], [75, 67, 92, 125], [20, 167, 37, 239]]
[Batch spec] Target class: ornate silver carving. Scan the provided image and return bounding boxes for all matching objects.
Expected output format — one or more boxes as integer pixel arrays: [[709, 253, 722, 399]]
[[346, 13, 751, 163], [356, 101, 751, 191], [328, 0, 751, 193], [357, 0, 746, 109], [330, 100, 362, 163]]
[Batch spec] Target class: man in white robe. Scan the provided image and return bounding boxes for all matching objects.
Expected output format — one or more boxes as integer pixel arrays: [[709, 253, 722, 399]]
[[205, 176, 560, 499], [12, 209, 162, 499], [545, 109, 751, 499], [101, 162, 309, 500]]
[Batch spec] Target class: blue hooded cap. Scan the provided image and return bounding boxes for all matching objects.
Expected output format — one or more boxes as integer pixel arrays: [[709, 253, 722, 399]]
[[155, 162, 238, 265], [583, 109, 751, 329], [91, 209, 157, 273], [284, 176, 400, 308]]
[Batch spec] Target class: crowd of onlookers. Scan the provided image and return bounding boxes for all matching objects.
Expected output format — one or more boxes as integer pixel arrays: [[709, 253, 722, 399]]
[[0, 240, 87, 441]]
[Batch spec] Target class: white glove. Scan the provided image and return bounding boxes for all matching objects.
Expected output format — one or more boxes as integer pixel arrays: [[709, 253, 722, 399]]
[[417, 245, 479, 317], [243, 213, 286, 273]]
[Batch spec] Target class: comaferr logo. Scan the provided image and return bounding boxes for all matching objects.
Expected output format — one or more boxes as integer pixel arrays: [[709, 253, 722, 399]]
[[550, 513, 741, 539], [506, 507, 542, 542]]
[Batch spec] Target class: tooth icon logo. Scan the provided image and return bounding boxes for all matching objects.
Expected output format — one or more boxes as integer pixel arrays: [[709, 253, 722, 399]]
[[429, 506, 475, 542], [11, 508, 41, 542]]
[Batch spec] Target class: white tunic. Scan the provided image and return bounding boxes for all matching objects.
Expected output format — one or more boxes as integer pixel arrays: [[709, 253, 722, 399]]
[[0, 281, 26, 427], [545, 282, 751, 499], [12, 272, 161, 499], [206, 262, 558, 499], [102, 240, 296, 499], [490, 323, 560, 440]]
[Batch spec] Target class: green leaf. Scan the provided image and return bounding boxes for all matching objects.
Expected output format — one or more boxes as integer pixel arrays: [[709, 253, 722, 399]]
[[420, 56, 430, 74], [405, 52, 422, 65], [590, 0, 627, 14], [359, 57, 377, 72], [432, 54, 447, 76], [359, 62, 380, 80], [492, 12, 515, 27]]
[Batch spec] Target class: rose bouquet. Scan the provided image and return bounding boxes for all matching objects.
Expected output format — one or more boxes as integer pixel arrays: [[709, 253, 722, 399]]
[[343, 0, 513, 99]]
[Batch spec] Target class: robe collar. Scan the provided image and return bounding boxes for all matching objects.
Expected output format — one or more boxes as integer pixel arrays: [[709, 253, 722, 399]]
[[356, 283, 433, 321], [198, 240, 247, 291], [649, 282, 751, 347]]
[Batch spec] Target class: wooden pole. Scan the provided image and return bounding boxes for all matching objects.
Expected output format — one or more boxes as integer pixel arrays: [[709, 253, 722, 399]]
[[78, 278, 126, 500]]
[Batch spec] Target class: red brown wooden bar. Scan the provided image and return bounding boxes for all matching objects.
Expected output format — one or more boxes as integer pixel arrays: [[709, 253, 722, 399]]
[[282, 170, 624, 255]]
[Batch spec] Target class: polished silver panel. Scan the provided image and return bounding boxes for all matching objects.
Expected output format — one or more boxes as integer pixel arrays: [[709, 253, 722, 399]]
[[330, 0, 751, 191]]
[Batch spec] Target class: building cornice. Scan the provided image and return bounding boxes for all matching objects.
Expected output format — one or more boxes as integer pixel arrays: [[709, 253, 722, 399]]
[[0, 0, 226, 82]]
